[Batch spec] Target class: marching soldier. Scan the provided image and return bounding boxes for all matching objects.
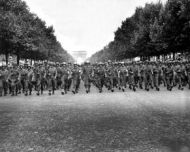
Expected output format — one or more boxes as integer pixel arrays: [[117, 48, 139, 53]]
[[71, 63, 81, 94], [118, 62, 127, 92], [153, 62, 160, 91], [82, 61, 93, 93], [60, 62, 69, 95], [0, 67, 3, 96], [186, 62, 190, 89], [165, 62, 174, 91], [47, 63, 57, 95], [105, 61, 115, 92], [7, 65, 21, 96]]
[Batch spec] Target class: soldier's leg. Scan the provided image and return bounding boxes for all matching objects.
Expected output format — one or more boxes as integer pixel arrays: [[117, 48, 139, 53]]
[[144, 75, 149, 91], [163, 75, 166, 87], [188, 73, 190, 89], [36, 79, 41, 95], [24, 80, 29, 96], [0, 80, 3, 96], [88, 79, 91, 93], [11, 83, 15, 96], [71, 78, 76, 94], [67, 78, 72, 91], [166, 76, 172, 91], [52, 79, 56, 95], [47, 78, 52, 95], [28, 82, 33, 95], [98, 78, 103, 93], [121, 76, 125, 92], [110, 77, 114, 92], [0, 87, 2, 97], [155, 74, 159, 91], [173, 74, 177, 87], [84, 77, 88, 93], [61, 77, 65, 95], [3, 80, 7, 96], [134, 75, 138, 88], [113, 77, 117, 88], [40, 79, 44, 94], [117, 77, 121, 90], [128, 75, 131, 89], [149, 74, 154, 89], [131, 75, 136, 91], [177, 74, 183, 90], [139, 76, 143, 89], [76, 78, 80, 93]]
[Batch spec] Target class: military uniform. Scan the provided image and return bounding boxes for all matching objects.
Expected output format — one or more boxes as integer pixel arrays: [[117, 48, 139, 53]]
[[47, 66, 57, 95], [60, 64, 69, 95], [0, 69, 3, 96], [71, 65, 80, 94], [7, 69, 21, 96], [82, 63, 93, 93], [153, 64, 160, 91], [186, 64, 190, 89]]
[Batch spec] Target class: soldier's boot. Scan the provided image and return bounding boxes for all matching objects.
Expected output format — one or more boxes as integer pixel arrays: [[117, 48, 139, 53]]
[[49, 90, 52, 96], [64, 87, 67, 94], [15, 90, 18, 96], [133, 86, 136, 92], [156, 87, 160, 91], [145, 85, 149, 91], [75, 88, 79, 93], [11, 89, 15, 96], [150, 84, 154, 89], [168, 85, 172, 91], [129, 85, 132, 90], [25, 91, 28, 96], [72, 89, 76, 94], [52, 89, 55, 95], [86, 88, 89, 93], [122, 87, 125, 92], [61, 89, 65, 95], [166, 85, 168, 90], [111, 87, 114, 92], [36, 91, 40, 96]]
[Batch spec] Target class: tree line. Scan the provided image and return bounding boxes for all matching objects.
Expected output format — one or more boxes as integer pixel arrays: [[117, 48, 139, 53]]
[[90, 0, 190, 63], [0, 0, 74, 65]]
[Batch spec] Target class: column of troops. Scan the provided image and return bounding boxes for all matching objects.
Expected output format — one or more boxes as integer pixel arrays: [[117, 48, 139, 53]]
[[0, 60, 190, 97]]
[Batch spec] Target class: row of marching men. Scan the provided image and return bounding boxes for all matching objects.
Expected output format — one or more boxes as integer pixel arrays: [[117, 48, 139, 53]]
[[0, 62, 80, 96], [0, 60, 190, 97], [83, 60, 190, 93]]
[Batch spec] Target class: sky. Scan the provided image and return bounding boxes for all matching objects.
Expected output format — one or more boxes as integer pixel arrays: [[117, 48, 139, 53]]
[[24, 0, 167, 58]]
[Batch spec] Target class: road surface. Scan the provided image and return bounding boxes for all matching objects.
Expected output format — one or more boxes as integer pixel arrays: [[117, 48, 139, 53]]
[[0, 84, 190, 152]]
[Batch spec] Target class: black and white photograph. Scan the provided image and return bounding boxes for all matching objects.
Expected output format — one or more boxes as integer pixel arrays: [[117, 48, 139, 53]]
[[0, 0, 190, 151]]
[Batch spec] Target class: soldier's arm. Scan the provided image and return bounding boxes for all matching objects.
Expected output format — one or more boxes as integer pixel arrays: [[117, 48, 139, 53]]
[[55, 69, 58, 79]]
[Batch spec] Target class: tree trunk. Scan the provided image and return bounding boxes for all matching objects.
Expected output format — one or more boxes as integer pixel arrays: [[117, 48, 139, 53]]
[[173, 52, 175, 60], [17, 54, 20, 65], [30, 59, 32, 65], [5, 53, 8, 65]]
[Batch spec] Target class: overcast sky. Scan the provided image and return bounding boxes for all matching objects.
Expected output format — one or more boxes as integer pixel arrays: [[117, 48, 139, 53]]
[[24, 0, 166, 57]]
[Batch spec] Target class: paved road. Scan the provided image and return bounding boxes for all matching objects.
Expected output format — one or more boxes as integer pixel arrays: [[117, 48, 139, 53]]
[[0, 84, 190, 152]]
